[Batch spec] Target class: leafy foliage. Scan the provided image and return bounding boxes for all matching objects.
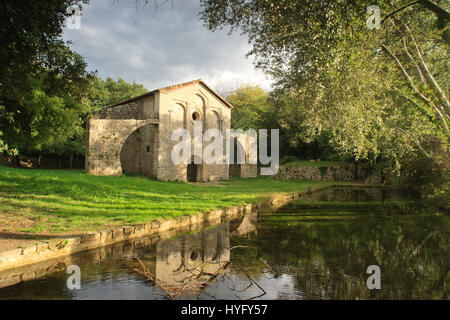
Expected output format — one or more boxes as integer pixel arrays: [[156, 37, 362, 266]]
[[0, 0, 93, 156], [0, 1, 148, 158], [227, 85, 274, 130], [201, 1, 449, 188], [89, 77, 148, 109]]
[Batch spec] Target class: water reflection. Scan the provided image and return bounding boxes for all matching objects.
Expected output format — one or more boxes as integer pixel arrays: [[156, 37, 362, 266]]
[[133, 223, 231, 298], [154, 223, 230, 286], [0, 187, 448, 300], [0, 213, 258, 299], [228, 188, 449, 300]]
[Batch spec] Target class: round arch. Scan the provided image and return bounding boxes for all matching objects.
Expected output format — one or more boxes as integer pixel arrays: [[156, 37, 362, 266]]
[[86, 119, 158, 176], [169, 103, 186, 131], [210, 109, 221, 131], [120, 124, 156, 175]]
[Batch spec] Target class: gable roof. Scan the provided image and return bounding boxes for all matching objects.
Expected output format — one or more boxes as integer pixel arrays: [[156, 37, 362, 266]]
[[106, 79, 233, 109]]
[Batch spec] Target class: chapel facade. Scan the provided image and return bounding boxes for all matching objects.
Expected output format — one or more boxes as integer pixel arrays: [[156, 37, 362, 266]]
[[85, 79, 257, 181]]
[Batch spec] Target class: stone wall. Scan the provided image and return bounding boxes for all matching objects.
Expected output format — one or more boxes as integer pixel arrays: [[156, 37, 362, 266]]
[[274, 163, 390, 185], [85, 119, 159, 176], [94, 101, 142, 120], [86, 81, 260, 182], [227, 134, 257, 179], [120, 124, 157, 176], [274, 164, 357, 181], [156, 84, 232, 182], [88, 95, 159, 176], [240, 164, 258, 178]]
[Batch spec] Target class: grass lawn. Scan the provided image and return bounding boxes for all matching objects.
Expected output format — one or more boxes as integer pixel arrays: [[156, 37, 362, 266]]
[[0, 166, 333, 235], [283, 160, 349, 168]]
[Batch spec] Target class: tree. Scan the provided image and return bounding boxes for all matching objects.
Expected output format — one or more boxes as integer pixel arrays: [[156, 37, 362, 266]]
[[200, 1, 449, 90], [102, 77, 148, 107], [226, 85, 273, 130], [0, 1, 149, 167], [381, 21, 449, 134], [87, 76, 148, 109], [200, 1, 449, 166], [0, 0, 92, 156]]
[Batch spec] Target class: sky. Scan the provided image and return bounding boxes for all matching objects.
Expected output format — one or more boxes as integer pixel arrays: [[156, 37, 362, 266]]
[[62, 0, 272, 93]]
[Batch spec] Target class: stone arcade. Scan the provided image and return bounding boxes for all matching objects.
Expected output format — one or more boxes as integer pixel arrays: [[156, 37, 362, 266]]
[[85, 79, 257, 181]]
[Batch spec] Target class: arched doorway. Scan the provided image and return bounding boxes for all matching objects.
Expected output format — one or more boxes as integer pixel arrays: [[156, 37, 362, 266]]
[[120, 124, 155, 176]]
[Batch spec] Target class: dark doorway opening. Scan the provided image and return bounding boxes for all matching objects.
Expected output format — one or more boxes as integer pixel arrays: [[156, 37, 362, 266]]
[[229, 137, 244, 177], [187, 156, 202, 182], [187, 163, 197, 182]]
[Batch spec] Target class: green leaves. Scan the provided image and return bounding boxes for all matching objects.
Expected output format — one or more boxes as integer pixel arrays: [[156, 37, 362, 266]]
[[227, 85, 272, 130], [201, 0, 449, 173], [0, 1, 93, 156], [0, 131, 18, 157]]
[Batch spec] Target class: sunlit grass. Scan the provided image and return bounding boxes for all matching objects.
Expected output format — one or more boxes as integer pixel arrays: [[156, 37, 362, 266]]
[[0, 166, 333, 234], [283, 160, 348, 167]]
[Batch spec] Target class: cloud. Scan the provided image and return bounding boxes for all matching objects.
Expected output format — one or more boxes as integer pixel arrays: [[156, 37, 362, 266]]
[[63, 0, 272, 92]]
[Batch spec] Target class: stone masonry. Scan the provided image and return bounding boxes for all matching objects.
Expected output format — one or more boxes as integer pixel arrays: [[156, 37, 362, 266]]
[[85, 79, 258, 181]]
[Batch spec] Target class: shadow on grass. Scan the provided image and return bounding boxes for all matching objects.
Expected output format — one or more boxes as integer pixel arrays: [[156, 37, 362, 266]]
[[0, 167, 330, 233]]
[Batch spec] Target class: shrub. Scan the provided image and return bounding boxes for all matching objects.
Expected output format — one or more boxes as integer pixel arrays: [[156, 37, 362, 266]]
[[392, 154, 449, 196], [280, 155, 299, 165]]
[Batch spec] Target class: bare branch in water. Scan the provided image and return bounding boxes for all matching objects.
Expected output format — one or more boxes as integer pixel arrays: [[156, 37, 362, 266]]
[[132, 245, 267, 300]]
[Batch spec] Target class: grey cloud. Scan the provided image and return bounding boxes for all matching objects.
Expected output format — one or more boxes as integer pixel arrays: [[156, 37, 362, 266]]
[[63, 0, 271, 92]]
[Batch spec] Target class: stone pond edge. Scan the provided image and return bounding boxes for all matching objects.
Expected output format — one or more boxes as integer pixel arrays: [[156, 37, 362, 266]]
[[0, 184, 344, 272]]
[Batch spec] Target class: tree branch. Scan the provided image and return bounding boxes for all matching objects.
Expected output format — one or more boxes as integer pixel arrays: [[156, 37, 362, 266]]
[[396, 128, 432, 158], [382, 44, 449, 131], [382, 1, 420, 24], [382, 0, 450, 24], [403, 24, 450, 116], [402, 37, 425, 83], [417, 0, 450, 22]]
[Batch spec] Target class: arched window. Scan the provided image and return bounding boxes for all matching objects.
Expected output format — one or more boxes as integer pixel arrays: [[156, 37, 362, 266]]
[[192, 94, 206, 125], [211, 110, 221, 131], [192, 94, 206, 110], [169, 103, 185, 131], [192, 111, 201, 121]]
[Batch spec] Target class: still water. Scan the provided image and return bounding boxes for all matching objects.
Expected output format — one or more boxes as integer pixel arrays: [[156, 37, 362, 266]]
[[0, 187, 448, 300]]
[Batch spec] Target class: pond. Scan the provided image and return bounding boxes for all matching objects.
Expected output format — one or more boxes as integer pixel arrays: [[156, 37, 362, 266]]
[[0, 187, 448, 300]]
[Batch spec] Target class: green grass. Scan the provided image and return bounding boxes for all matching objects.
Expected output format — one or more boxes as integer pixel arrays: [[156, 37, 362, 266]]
[[0, 166, 333, 234], [283, 160, 348, 168]]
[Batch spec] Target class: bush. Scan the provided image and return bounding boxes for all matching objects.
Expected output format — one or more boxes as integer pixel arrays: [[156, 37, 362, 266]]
[[280, 155, 299, 165], [392, 154, 449, 196]]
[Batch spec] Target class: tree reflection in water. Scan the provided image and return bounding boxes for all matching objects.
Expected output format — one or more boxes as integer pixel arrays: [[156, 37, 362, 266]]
[[227, 188, 449, 300], [133, 213, 267, 300], [0, 187, 447, 300]]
